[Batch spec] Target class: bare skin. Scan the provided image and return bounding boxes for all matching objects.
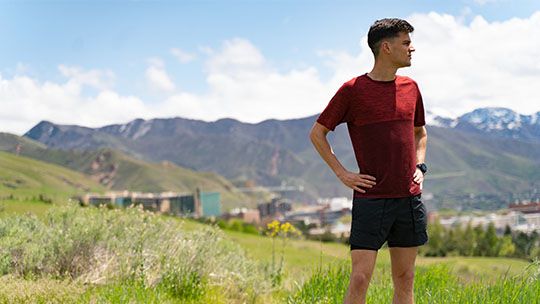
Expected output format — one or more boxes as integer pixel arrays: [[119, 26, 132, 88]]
[[310, 31, 427, 304]]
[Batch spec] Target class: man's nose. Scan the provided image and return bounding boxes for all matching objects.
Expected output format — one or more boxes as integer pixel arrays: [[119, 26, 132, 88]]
[[410, 46, 416, 52]]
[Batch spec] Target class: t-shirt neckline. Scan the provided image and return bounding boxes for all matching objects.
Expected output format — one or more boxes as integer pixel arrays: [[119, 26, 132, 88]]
[[363, 73, 396, 84]]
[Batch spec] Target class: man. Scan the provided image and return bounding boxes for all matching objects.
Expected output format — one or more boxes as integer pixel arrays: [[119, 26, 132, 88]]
[[309, 18, 428, 304]]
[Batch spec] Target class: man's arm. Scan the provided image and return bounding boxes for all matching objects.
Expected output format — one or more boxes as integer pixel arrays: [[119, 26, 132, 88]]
[[309, 122, 376, 193], [413, 126, 428, 184]]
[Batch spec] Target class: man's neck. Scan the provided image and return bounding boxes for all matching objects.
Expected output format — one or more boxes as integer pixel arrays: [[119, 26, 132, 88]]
[[367, 61, 398, 81]]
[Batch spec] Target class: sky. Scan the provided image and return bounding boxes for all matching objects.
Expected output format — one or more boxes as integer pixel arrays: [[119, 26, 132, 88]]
[[1, 0, 540, 135]]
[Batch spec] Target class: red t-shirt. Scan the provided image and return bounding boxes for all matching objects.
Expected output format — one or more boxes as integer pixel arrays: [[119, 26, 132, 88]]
[[317, 73, 425, 198]]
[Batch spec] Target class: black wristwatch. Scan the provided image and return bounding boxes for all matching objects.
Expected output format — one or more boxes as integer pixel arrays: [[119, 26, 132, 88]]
[[416, 163, 428, 175]]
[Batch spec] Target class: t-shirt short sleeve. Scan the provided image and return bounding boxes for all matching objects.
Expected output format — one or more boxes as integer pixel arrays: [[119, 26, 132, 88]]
[[413, 83, 426, 127], [317, 83, 352, 131]]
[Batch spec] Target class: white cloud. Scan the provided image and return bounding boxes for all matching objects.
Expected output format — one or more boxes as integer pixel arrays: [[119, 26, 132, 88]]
[[315, 11, 540, 118], [473, 0, 504, 5], [0, 73, 150, 135], [145, 58, 176, 92], [404, 11, 540, 117], [170, 48, 196, 63], [158, 38, 331, 123], [2, 11, 540, 135], [58, 65, 115, 90]]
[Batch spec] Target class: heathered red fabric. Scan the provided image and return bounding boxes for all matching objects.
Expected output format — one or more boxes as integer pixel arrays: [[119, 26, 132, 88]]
[[317, 73, 425, 198]]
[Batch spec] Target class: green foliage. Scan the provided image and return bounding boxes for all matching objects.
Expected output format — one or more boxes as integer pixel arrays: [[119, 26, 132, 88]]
[[288, 261, 540, 304], [206, 217, 260, 235], [422, 221, 537, 260], [287, 263, 349, 304], [423, 220, 446, 257], [0, 205, 272, 302]]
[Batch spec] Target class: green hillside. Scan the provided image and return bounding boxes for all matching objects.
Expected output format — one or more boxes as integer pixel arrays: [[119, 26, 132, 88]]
[[0, 133, 251, 210], [74, 147, 252, 209], [0, 150, 106, 216]]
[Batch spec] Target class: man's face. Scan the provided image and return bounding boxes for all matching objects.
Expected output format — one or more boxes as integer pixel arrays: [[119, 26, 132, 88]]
[[386, 32, 415, 68]]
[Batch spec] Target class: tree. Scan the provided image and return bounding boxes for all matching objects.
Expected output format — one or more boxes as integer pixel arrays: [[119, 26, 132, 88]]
[[473, 225, 486, 256], [459, 222, 476, 256], [444, 225, 462, 256], [498, 235, 516, 257], [484, 223, 499, 257], [425, 219, 446, 257], [513, 232, 533, 258], [503, 225, 512, 236]]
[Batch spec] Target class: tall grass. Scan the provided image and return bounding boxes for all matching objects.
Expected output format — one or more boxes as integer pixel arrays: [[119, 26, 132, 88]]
[[0, 205, 272, 302], [1, 204, 539, 303], [287, 260, 540, 304]]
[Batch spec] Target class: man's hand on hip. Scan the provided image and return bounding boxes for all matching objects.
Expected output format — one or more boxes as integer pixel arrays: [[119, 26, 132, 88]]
[[336, 171, 377, 193], [413, 168, 424, 184]]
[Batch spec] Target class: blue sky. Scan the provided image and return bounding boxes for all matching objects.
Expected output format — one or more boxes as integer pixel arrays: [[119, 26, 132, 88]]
[[1, 0, 540, 134]]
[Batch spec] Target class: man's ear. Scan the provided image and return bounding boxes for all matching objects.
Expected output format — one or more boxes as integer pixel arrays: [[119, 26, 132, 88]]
[[381, 40, 391, 55]]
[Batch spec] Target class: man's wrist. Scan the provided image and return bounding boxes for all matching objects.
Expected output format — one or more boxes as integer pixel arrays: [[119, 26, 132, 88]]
[[416, 163, 428, 175], [335, 168, 347, 178]]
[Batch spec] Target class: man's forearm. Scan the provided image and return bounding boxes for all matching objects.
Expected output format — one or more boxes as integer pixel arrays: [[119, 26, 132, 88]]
[[415, 127, 427, 164]]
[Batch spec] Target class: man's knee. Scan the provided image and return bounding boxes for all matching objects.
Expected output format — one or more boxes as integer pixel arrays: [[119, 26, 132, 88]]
[[350, 271, 371, 289], [393, 269, 415, 288]]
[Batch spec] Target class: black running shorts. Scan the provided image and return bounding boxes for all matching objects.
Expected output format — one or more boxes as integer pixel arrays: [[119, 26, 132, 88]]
[[349, 194, 428, 251]]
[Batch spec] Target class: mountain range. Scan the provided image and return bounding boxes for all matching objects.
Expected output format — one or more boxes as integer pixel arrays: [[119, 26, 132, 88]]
[[427, 108, 540, 141], [16, 107, 540, 211]]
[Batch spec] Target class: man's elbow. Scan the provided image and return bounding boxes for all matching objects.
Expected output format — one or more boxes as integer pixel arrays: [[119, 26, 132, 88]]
[[309, 123, 328, 144], [415, 126, 427, 138], [309, 127, 318, 144]]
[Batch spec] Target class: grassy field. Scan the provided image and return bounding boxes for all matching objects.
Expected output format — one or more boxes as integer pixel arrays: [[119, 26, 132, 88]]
[[1, 203, 530, 282], [180, 218, 530, 283], [0, 202, 538, 303]]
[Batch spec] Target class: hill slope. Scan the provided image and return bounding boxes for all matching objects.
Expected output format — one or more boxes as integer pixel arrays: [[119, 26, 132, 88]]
[[0, 150, 106, 213], [0, 133, 250, 210]]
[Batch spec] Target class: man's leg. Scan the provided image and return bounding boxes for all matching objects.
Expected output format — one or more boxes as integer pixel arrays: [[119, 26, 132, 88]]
[[389, 247, 418, 304], [343, 249, 378, 304]]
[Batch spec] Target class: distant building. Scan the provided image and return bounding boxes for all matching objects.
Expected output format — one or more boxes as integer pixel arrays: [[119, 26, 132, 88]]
[[257, 198, 292, 219], [200, 191, 221, 217], [83, 190, 221, 218], [223, 208, 261, 224], [509, 201, 540, 214], [285, 207, 350, 227]]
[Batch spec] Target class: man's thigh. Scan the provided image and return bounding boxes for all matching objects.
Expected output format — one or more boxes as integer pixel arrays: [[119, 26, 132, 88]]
[[389, 247, 418, 277], [351, 249, 378, 278]]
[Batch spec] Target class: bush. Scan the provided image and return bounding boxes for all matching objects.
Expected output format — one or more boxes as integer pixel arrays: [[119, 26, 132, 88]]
[[0, 205, 272, 302]]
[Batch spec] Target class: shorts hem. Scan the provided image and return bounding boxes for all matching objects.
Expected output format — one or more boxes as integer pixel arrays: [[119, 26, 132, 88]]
[[388, 241, 428, 248], [350, 244, 380, 251]]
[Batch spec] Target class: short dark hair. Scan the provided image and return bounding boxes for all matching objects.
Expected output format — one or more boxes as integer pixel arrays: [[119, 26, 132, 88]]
[[368, 18, 414, 57]]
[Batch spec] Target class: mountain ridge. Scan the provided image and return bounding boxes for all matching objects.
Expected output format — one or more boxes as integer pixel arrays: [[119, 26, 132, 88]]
[[19, 107, 540, 210]]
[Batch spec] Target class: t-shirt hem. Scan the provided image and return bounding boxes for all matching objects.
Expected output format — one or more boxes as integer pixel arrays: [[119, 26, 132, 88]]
[[353, 190, 422, 199]]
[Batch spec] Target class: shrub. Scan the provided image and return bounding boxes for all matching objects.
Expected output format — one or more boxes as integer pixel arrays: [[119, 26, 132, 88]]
[[0, 205, 272, 302]]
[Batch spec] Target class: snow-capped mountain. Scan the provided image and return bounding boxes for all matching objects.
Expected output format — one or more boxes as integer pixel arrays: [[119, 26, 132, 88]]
[[425, 110, 457, 128], [427, 107, 540, 141]]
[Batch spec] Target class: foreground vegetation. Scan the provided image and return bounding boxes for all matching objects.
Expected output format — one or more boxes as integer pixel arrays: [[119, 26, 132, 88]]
[[0, 205, 272, 303], [0, 204, 538, 303], [288, 261, 540, 304]]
